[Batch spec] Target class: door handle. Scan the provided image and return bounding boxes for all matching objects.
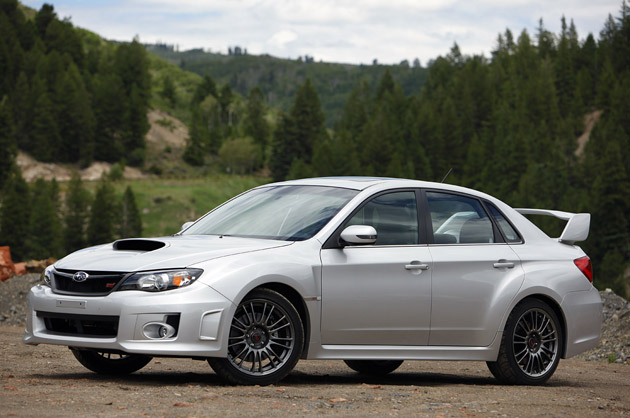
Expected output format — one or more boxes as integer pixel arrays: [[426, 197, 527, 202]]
[[493, 260, 515, 269], [405, 264, 430, 270]]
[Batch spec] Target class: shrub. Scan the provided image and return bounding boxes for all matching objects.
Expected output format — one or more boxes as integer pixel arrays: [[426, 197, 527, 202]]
[[218, 137, 261, 174]]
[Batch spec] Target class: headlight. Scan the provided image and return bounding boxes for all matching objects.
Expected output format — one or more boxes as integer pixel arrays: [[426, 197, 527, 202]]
[[118, 269, 203, 292], [41, 266, 53, 287]]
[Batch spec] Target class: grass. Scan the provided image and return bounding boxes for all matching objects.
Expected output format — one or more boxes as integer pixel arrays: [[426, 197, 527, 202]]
[[84, 175, 269, 238]]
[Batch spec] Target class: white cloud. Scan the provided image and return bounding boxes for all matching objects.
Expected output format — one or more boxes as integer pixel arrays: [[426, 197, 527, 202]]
[[267, 29, 298, 49], [22, 0, 622, 65]]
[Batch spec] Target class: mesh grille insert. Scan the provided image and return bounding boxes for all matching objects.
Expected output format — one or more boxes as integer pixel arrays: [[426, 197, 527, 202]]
[[52, 269, 127, 296]]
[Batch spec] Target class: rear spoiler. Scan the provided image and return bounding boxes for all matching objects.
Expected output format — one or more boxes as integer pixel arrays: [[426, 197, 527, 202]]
[[514, 208, 590, 245]]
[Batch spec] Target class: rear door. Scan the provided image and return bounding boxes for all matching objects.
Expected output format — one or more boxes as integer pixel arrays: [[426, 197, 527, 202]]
[[423, 190, 525, 347]]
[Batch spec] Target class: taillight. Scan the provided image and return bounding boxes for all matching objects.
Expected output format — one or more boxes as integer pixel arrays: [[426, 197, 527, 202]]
[[574, 256, 593, 283]]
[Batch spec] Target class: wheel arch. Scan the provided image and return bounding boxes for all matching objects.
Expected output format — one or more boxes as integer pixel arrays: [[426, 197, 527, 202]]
[[508, 294, 568, 358], [246, 282, 311, 359]]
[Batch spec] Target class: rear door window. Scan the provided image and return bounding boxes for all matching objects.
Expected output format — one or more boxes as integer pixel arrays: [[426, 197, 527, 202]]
[[426, 192, 495, 244], [485, 202, 522, 243]]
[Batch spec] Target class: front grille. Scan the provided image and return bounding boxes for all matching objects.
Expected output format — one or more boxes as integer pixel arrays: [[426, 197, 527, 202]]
[[38, 311, 119, 338], [52, 269, 128, 296]]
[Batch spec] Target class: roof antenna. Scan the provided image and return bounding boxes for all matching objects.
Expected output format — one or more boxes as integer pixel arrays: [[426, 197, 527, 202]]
[[440, 168, 453, 183]]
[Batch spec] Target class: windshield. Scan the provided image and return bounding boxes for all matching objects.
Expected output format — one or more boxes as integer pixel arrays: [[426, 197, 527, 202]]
[[182, 185, 358, 241]]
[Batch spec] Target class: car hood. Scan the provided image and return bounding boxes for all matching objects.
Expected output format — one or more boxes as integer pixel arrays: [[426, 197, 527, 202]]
[[54, 235, 292, 272]]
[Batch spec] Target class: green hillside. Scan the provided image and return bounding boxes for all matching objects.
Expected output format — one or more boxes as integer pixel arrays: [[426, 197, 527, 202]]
[[148, 45, 428, 126], [93, 176, 268, 238], [1, 0, 629, 296]]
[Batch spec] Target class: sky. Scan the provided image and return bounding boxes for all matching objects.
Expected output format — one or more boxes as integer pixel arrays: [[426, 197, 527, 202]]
[[23, 0, 622, 66]]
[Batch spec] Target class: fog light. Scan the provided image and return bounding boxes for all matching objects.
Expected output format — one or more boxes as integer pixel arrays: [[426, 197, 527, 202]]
[[159, 325, 169, 338], [142, 322, 176, 339]]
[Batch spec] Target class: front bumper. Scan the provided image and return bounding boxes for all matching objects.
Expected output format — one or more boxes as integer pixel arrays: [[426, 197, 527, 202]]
[[23, 282, 234, 357], [561, 286, 603, 358]]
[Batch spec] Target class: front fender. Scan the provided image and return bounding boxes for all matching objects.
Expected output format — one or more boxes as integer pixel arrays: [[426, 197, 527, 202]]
[[191, 241, 321, 352]]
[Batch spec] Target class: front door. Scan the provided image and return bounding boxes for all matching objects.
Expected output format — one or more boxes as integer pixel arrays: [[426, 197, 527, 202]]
[[321, 191, 432, 346]]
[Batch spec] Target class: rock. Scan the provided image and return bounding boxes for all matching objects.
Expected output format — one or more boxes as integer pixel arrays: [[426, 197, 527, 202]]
[[25, 260, 47, 274], [13, 263, 26, 276], [579, 289, 630, 363], [24, 259, 55, 274], [0, 246, 15, 282]]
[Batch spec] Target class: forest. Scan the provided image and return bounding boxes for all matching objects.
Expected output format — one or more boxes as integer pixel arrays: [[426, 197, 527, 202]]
[[0, 0, 629, 296], [149, 43, 428, 127]]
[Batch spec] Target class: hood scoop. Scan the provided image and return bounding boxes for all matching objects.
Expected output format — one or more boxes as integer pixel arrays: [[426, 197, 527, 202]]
[[113, 239, 166, 252]]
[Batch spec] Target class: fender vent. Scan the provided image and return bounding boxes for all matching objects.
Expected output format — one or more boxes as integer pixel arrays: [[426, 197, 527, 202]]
[[113, 239, 166, 252]]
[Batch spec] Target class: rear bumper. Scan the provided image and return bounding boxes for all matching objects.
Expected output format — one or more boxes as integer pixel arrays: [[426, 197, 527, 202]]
[[23, 282, 234, 357], [561, 286, 602, 358]]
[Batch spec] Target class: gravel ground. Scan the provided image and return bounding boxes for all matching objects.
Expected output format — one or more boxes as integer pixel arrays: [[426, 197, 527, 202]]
[[583, 289, 630, 364], [1, 274, 629, 416], [1, 327, 630, 417], [0, 274, 41, 327]]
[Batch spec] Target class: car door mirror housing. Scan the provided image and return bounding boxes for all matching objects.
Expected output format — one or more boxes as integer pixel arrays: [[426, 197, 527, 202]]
[[180, 221, 194, 233], [340, 225, 377, 246]]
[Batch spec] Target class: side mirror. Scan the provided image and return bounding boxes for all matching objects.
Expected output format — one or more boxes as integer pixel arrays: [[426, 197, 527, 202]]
[[180, 221, 194, 233], [340, 225, 377, 246]]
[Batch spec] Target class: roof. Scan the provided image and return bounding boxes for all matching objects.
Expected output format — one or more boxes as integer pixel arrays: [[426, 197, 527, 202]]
[[267, 177, 394, 190], [266, 176, 480, 194]]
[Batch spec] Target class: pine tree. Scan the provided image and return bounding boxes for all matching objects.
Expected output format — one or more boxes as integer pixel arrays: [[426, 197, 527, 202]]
[[337, 80, 371, 137], [289, 78, 327, 163], [0, 169, 30, 261], [115, 38, 151, 106], [119, 186, 142, 238], [43, 16, 84, 67], [124, 83, 148, 166], [0, 97, 17, 191], [192, 74, 218, 105], [34, 4, 56, 38], [160, 74, 176, 107], [56, 62, 95, 164], [30, 91, 60, 161], [219, 83, 234, 125], [63, 172, 90, 253], [114, 39, 150, 160], [11, 72, 29, 146], [269, 79, 327, 181], [93, 73, 126, 162], [87, 181, 117, 245], [26, 179, 63, 259], [311, 131, 360, 176], [244, 87, 269, 154], [536, 18, 555, 59], [269, 113, 299, 181], [183, 109, 207, 166], [376, 69, 395, 100], [588, 139, 630, 293]]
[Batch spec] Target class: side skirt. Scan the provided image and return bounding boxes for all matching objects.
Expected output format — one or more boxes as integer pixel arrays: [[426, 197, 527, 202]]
[[306, 332, 502, 362]]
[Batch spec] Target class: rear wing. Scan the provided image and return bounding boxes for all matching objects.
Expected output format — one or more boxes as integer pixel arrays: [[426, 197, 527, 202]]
[[514, 208, 590, 245]]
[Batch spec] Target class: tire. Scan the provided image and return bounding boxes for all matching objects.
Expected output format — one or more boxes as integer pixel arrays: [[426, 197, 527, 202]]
[[208, 288, 304, 385], [487, 298, 563, 385], [344, 360, 403, 376], [70, 348, 152, 375]]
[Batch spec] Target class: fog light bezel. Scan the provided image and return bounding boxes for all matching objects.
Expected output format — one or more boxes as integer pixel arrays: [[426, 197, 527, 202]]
[[142, 322, 177, 339]]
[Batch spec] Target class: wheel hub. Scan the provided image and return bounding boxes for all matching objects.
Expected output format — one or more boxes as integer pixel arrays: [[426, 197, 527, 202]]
[[527, 331, 542, 352], [247, 326, 269, 349]]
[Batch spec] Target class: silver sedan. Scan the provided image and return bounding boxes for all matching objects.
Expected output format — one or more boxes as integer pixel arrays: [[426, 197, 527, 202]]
[[24, 177, 602, 385]]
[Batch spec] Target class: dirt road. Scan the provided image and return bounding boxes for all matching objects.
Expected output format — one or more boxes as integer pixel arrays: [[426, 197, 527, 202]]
[[1, 328, 629, 417]]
